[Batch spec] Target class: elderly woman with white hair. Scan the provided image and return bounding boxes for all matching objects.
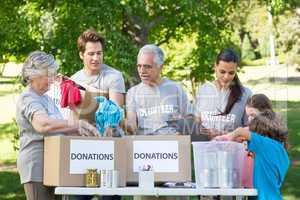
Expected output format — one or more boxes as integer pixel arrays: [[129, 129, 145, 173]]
[[16, 51, 98, 200]]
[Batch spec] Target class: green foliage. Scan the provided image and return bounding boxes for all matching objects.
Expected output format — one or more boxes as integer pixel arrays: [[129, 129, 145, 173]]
[[1, 0, 298, 91], [0, 171, 25, 200], [0, 1, 39, 62], [0, 0, 240, 89], [276, 10, 300, 66]]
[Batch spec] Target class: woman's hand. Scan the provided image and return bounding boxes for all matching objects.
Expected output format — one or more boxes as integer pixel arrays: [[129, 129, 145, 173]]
[[78, 120, 99, 137], [200, 128, 225, 139]]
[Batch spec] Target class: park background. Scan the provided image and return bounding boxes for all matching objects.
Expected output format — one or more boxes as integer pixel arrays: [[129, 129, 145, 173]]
[[0, 0, 300, 199]]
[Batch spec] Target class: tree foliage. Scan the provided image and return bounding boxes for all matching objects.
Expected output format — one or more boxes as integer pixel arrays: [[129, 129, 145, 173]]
[[0, 0, 237, 87], [0, 0, 299, 92]]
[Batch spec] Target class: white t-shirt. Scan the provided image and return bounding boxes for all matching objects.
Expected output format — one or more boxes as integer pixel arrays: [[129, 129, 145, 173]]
[[126, 79, 189, 135], [195, 82, 252, 132], [71, 64, 125, 94]]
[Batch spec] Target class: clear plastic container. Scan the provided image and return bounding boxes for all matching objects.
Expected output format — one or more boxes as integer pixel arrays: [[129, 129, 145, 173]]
[[192, 141, 247, 188]]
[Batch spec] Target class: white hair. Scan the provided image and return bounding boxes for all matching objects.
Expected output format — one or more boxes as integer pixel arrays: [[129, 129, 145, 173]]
[[137, 44, 164, 66], [22, 51, 58, 85]]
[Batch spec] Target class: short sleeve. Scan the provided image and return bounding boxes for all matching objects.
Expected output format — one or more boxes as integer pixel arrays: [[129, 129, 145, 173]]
[[107, 72, 126, 93], [248, 132, 278, 155], [21, 95, 47, 122], [126, 88, 136, 112], [241, 88, 252, 126], [177, 84, 189, 115], [195, 84, 210, 117]]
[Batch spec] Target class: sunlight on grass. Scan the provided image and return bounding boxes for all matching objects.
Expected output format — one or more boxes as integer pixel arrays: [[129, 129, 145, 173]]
[[0, 138, 17, 165], [283, 195, 298, 200], [0, 122, 19, 165]]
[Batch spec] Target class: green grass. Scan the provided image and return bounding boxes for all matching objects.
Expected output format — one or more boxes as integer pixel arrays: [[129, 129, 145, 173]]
[[0, 122, 19, 165], [0, 171, 25, 200], [278, 101, 300, 199], [0, 77, 21, 97], [242, 54, 287, 67], [245, 77, 300, 87]]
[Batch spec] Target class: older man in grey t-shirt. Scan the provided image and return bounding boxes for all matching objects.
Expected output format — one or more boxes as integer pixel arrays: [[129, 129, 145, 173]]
[[126, 44, 189, 136], [126, 46, 188, 200]]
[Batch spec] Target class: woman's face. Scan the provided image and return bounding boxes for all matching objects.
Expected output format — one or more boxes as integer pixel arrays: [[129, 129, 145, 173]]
[[246, 105, 260, 123], [30, 71, 56, 94], [214, 61, 237, 89]]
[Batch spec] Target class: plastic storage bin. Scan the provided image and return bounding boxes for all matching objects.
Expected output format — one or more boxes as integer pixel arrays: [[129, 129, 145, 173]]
[[192, 141, 247, 188]]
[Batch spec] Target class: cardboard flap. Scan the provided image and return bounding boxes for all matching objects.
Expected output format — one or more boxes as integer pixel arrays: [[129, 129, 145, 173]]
[[72, 90, 108, 123]]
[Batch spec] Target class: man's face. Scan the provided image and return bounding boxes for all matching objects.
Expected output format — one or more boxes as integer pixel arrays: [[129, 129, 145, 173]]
[[80, 42, 103, 74], [137, 53, 162, 85]]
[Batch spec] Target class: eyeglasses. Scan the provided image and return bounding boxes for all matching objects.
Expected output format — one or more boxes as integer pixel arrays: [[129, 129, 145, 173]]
[[137, 64, 154, 70]]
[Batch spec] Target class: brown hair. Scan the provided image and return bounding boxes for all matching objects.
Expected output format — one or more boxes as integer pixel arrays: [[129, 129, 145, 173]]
[[77, 29, 105, 53], [216, 48, 243, 115], [247, 94, 273, 112], [249, 110, 288, 149]]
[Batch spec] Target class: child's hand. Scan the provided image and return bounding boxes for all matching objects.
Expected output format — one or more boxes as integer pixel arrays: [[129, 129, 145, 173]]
[[213, 134, 231, 141], [231, 127, 250, 142], [201, 128, 226, 139]]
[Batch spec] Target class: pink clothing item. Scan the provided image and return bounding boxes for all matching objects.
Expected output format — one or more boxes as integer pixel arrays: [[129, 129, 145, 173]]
[[242, 153, 254, 188], [60, 79, 81, 109]]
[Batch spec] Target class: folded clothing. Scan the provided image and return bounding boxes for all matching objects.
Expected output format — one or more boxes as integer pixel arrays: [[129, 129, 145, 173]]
[[95, 96, 124, 135]]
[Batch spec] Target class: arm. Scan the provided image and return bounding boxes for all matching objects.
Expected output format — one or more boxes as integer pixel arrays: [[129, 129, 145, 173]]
[[32, 112, 77, 134], [108, 71, 125, 107], [214, 127, 251, 142], [31, 112, 99, 136], [124, 110, 138, 135], [231, 127, 251, 141], [109, 91, 124, 107]]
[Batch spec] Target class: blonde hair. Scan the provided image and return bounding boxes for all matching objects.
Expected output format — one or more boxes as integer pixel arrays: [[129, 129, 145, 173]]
[[22, 51, 58, 85], [249, 110, 288, 149]]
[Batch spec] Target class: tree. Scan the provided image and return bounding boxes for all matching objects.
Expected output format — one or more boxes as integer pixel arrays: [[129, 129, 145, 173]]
[[0, 0, 39, 62], [0, 0, 239, 90]]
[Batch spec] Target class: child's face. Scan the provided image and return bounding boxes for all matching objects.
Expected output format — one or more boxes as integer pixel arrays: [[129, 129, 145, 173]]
[[246, 106, 260, 123]]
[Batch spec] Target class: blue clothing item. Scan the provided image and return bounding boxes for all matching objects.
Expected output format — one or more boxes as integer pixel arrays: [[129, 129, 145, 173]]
[[95, 96, 124, 135], [248, 132, 290, 200]]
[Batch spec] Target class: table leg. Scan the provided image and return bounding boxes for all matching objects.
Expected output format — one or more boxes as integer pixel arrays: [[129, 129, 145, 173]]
[[61, 195, 69, 200]]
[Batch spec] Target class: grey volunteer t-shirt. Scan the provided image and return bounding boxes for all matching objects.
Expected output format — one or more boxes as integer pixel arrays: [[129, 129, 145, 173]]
[[195, 82, 252, 132], [71, 64, 125, 94], [16, 88, 63, 184], [126, 79, 189, 135]]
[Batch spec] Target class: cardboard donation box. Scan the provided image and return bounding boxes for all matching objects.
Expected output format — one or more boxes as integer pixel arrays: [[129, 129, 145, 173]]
[[125, 135, 191, 183], [44, 136, 127, 187], [72, 90, 108, 123]]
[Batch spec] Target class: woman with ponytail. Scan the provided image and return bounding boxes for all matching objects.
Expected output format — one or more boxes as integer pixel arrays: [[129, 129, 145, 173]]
[[195, 48, 252, 138]]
